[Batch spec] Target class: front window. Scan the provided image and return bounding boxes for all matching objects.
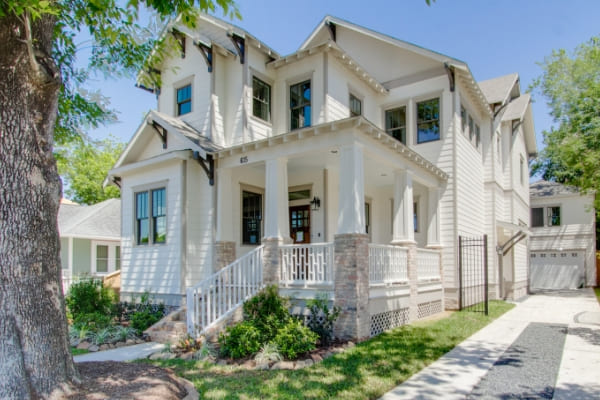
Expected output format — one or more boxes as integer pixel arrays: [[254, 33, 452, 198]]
[[136, 188, 166, 245], [242, 190, 262, 245], [290, 80, 311, 130], [417, 98, 440, 143], [350, 94, 362, 117], [549, 207, 560, 226], [413, 202, 418, 232], [531, 208, 544, 227], [176, 84, 192, 116], [385, 106, 406, 144], [96, 245, 109, 273], [252, 77, 271, 122]]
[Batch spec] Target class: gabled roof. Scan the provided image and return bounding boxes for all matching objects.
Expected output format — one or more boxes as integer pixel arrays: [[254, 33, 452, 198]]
[[478, 73, 519, 105], [530, 180, 583, 198], [502, 93, 531, 122], [111, 110, 220, 172], [58, 199, 121, 240]]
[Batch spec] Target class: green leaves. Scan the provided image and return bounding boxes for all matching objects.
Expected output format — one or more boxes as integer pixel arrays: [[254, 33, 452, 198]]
[[530, 35, 600, 209]]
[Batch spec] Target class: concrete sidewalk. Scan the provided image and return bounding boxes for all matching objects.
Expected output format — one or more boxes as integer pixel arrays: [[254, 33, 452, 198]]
[[73, 342, 164, 363], [380, 288, 600, 400]]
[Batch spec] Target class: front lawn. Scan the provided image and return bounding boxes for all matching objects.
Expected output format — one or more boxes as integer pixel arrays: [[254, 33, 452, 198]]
[[151, 300, 513, 399]]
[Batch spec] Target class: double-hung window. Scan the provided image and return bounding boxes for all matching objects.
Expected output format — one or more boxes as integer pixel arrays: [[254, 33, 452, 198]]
[[92, 241, 120, 275], [417, 98, 440, 143], [350, 94, 362, 117], [548, 207, 560, 226], [136, 188, 166, 245], [531, 207, 544, 227], [290, 80, 311, 130], [252, 77, 271, 122], [385, 106, 406, 144], [176, 84, 192, 116], [242, 190, 262, 245]]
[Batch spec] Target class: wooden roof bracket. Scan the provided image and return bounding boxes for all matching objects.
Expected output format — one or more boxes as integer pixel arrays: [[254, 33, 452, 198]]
[[194, 41, 213, 72], [444, 62, 455, 92], [170, 29, 186, 58], [193, 151, 214, 185], [151, 121, 168, 149], [326, 20, 336, 42], [512, 119, 522, 135], [112, 176, 121, 189], [228, 32, 245, 64]]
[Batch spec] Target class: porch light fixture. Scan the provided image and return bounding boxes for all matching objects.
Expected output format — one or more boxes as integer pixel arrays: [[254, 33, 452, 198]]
[[310, 196, 321, 211]]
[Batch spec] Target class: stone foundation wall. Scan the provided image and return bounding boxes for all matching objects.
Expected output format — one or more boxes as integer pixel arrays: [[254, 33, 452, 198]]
[[333, 233, 370, 341], [262, 238, 281, 285], [214, 241, 236, 272]]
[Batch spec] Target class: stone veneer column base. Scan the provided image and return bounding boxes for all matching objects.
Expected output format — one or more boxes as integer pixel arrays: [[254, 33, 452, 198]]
[[333, 233, 370, 342], [214, 241, 236, 272], [262, 238, 282, 285]]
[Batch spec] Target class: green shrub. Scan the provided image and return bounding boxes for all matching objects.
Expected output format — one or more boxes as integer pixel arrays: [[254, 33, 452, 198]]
[[129, 292, 166, 334], [72, 312, 113, 331], [306, 295, 341, 346], [243, 285, 290, 342], [219, 321, 262, 359], [91, 327, 114, 345], [66, 279, 116, 323], [273, 319, 318, 360]]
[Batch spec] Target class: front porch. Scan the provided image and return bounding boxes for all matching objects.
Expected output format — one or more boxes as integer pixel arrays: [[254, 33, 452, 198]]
[[189, 118, 448, 340]]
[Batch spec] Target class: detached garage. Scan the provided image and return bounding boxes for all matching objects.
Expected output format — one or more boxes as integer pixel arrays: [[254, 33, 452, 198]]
[[529, 181, 596, 292], [529, 251, 585, 290]]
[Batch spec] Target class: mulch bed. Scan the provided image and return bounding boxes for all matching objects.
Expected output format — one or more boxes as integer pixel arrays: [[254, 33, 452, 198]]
[[66, 361, 190, 400]]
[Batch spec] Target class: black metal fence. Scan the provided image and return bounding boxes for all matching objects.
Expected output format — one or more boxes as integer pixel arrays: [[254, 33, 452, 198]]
[[458, 235, 488, 315]]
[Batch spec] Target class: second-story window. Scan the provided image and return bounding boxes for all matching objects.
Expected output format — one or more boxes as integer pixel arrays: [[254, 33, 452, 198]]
[[385, 106, 406, 144], [548, 206, 560, 226], [252, 77, 271, 122], [417, 98, 440, 143], [531, 207, 544, 227], [176, 84, 192, 116], [350, 93, 362, 117], [290, 80, 311, 130]]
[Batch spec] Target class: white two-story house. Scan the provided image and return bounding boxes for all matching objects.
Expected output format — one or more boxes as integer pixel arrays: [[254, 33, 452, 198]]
[[107, 14, 536, 340]]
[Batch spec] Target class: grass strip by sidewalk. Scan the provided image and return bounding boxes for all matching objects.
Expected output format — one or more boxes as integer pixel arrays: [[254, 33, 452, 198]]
[[151, 301, 513, 399], [594, 287, 600, 304]]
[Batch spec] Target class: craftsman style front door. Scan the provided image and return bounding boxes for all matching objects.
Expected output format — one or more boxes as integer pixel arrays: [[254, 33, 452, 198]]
[[289, 205, 310, 244]]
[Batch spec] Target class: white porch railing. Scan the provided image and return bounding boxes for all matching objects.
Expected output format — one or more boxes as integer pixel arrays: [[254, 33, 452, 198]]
[[369, 244, 408, 285], [280, 243, 334, 287], [417, 248, 441, 281], [186, 245, 264, 337]]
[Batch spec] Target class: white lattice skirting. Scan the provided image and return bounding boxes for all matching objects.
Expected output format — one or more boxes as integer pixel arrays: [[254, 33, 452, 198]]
[[370, 308, 410, 337], [417, 300, 442, 320]]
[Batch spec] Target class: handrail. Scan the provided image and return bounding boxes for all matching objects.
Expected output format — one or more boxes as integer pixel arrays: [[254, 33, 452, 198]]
[[280, 243, 334, 286], [186, 245, 264, 337]]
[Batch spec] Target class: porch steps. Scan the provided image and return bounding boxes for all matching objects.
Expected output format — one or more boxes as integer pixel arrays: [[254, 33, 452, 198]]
[[144, 307, 188, 344]]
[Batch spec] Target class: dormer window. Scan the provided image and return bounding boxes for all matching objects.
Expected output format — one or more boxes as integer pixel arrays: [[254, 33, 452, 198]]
[[252, 77, 271, 122], [350, 93, 362, 117], [176, 84, 192, 116], [417, 98, 440, 143], [385, 106, 406, 144], [290, 80, 311, 130]]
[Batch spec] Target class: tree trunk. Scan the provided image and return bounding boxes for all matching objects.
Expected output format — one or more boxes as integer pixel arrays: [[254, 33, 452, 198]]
[[0, 12, 77, 400]]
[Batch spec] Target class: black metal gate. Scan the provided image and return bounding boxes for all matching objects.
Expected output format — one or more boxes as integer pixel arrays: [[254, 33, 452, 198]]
[[458, 235, 488, 315]]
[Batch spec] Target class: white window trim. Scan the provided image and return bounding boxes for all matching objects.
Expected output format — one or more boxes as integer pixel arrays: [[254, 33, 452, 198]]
[[91, 241, 120, 276], [287, 72, 314, 131], [133, 183, 168, 246], [414, 93, 443, 145], [250, 72, 273, 124]]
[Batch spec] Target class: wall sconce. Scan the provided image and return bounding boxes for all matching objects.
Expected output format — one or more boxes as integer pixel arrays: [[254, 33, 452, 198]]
[[310, 196, 321, 211]]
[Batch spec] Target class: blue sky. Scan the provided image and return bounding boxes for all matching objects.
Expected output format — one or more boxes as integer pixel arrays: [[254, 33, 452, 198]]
[[84, 0, 600, 154]]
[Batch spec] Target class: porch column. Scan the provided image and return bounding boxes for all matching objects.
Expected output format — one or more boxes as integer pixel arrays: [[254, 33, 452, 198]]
[[334, 144, 370, 341], [392, 169, 415, 244], [426, 186, 441, 248], [391, 169, 418, 322], [262, 157, 289, 285], [215, 167, 236, 271]]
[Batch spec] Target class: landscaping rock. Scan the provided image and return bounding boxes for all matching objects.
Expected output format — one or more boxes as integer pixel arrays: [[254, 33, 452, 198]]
[[70, 339, 80, 347], [115, 341, 126, 348], [310, 354, 323, 363], [323, 351, 333, 359], [332, 347, 344, 354], [77, 341, 91, 350], [294, 360, 305, 369], [242, 360, 255, 369], [88, 345, 99, 352], [271, 361, 294, 370], [346, 341, 355, 348], [99, 344, 110, 351], [254, 363, 270, 370], [180, 352, 194, 361], [135, 339, 144, 344], [126, 339, 136, 345], [303, 359, 314, 367]]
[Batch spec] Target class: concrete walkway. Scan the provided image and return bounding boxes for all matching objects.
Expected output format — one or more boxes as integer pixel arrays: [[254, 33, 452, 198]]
[[73, 342, 164, 363], [380, 288, 600, 400]]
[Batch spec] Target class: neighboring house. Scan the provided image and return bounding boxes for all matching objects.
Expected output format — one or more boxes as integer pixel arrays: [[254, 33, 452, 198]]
[[529, 181, 596, 290], [106, 14, 536, 340], [58, 198, 122, 291]]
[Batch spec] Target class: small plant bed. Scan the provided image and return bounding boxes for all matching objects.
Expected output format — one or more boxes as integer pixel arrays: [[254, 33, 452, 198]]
[[67, 280, 166, 353], [148, 300, 514, 399]]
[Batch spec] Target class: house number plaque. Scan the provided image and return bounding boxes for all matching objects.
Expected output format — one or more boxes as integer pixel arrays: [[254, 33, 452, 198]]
[[240, 156, 248, 164]]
